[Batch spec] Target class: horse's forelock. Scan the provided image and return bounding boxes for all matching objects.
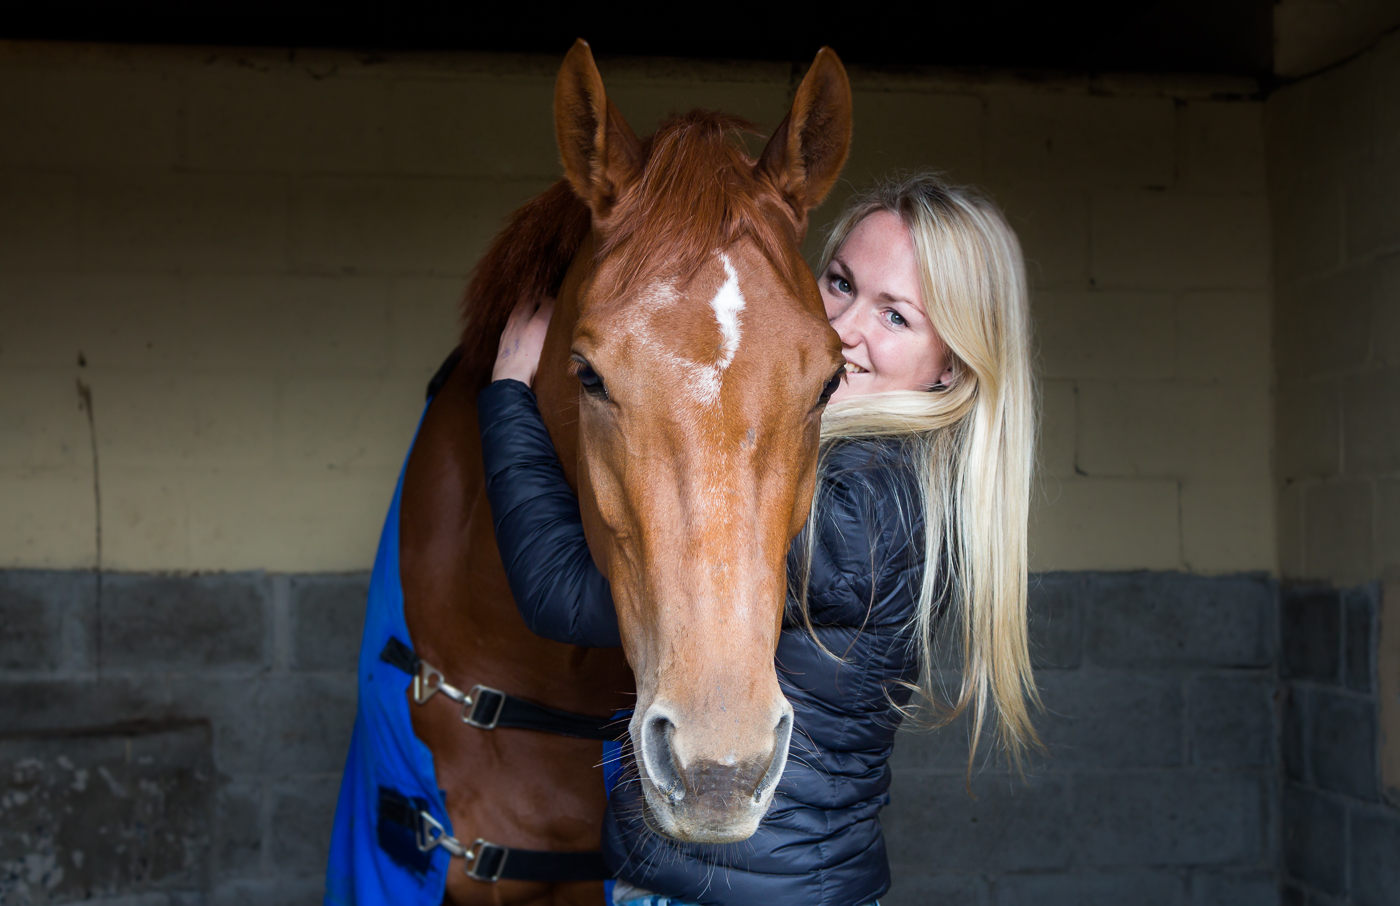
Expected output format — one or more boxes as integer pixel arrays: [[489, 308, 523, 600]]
[[597, 111, 807, 304]]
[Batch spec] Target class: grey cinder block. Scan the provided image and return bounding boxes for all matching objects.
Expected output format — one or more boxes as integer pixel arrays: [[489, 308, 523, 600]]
[[993, 870, 1186, 906], [884, 873, 990, 906], [289, 573, 369, 671], [214, 778, 264, 881], [268, 774, 343, 878], [0, 570, 97, 672], [209, 878, 324, 906], [1189, 869, 1279, 906], [100, 573, 270, 672], [1086, 573, 1274, 668], [1280, 587, 1341, 682], [1034, 670, 1185, 769], [0, 677, 171, 735], [1281, 686, 1308, 784], [167, 674, 355, 776], [889, 719, 996, 776], [1028, 572, 1084, 669], [1351, 807, 1400, 906], [1282, 784, 1346, 895], [885, 773, 1072, 871], [258, 674, 357, 776], [1187, 673, 1276, 768], [1310, 689, 1379, 801], [1073, 772, 1266, 866], [1343, 586, 1376, 693]]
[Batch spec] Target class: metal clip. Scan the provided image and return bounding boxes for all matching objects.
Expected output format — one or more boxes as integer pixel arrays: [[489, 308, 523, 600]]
[[464, 684, 505, 729], [412, 662, 446, 705], [414, 660, 471, 708], [415, 810, 464, 857]]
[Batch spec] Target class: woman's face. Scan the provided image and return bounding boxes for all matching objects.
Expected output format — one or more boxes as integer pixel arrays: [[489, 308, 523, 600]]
[[820, 210, 952, 404]]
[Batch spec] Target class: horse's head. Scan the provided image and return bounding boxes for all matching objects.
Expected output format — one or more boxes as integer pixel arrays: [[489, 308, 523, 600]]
[[541, 40, 850, 843]]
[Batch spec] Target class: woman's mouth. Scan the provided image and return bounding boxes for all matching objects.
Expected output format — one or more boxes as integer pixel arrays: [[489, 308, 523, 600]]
[[844, 361, 869, 375]]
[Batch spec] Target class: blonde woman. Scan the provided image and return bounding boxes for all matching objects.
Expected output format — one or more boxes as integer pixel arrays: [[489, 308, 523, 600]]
[[479, 172, 1039, 906]]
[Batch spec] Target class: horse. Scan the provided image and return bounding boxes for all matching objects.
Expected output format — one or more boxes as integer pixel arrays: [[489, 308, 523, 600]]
[[327, 40, 852, 906]]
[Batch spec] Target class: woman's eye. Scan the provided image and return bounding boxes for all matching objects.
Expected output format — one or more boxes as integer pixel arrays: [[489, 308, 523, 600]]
[[886, 310, 907, 328], [829, 274, 852, 295], [571, 358, 609, 400]]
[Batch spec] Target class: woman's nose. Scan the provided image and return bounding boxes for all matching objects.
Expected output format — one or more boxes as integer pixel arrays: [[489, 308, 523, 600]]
[[828, 302, 862, 347]]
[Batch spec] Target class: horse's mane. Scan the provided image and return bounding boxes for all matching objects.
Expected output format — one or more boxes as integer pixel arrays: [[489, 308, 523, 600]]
[[459, 111, 805, 385], [458, 180, 591, 386]]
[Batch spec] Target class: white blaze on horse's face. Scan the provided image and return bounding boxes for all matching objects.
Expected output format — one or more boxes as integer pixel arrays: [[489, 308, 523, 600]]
[[709, 253, 746, 373], [631, 254, 746, 407]]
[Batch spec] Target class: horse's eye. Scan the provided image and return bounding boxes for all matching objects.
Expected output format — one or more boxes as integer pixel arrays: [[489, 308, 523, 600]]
[[817, 367, 845, 406], [571, 357, 609, 400]]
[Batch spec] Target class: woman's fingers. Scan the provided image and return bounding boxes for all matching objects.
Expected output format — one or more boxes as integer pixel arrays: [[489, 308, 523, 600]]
[[492, 296, 556, 386]]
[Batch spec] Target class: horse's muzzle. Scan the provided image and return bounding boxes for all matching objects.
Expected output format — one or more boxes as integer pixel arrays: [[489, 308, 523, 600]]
[[635, 700, 794, 843]]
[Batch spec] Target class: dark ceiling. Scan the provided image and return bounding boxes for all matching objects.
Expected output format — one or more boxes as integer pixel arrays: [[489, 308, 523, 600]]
[[5, 1, 1276, 78]]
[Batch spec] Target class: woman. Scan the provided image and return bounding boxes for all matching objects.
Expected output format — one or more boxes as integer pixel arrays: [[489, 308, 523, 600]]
[[477, 172, 1039, 906]]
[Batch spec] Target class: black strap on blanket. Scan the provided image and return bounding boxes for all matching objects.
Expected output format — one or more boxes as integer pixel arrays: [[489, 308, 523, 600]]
[[377, 787, 609, 883], [379, 638, 621, 741]]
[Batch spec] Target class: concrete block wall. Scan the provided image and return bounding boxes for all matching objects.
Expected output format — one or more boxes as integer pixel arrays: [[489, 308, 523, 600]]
[[884, 572, 1279, 906], [0, 570, 364, 904], [0, 567, 1283, 905]]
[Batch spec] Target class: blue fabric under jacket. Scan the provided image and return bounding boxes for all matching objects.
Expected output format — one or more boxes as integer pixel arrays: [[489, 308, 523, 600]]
[[478, 379, 931, 906]]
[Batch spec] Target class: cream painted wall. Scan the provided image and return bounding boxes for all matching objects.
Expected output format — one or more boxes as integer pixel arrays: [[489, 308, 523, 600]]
[[0, 42, 1273, 574]]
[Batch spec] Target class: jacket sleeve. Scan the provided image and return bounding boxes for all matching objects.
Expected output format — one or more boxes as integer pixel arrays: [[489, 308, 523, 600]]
[[477, 379, 622, 648]]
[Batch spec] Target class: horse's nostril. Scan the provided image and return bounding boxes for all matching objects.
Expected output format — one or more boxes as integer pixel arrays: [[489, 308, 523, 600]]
[[642, 711, 685, 803], [755, 711, 793, 803]]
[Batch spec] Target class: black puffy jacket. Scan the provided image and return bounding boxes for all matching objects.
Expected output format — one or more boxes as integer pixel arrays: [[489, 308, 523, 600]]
[[478, 380, 930, 906]]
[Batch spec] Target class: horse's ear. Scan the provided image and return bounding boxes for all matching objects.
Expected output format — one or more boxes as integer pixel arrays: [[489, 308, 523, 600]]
[[554, 39, 642, 222], [756, 47, 852, 230]]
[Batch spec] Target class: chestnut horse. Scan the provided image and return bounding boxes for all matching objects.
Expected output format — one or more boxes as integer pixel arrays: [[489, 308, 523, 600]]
[[386, 42, 850, 906]]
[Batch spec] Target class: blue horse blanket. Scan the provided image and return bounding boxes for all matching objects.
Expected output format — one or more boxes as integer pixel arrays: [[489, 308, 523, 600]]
[[324, 406, 453, 906]]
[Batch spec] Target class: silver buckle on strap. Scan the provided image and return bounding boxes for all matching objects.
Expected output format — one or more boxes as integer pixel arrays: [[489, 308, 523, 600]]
[[463, 838, 509, 883], [464, 684, 506, 729]]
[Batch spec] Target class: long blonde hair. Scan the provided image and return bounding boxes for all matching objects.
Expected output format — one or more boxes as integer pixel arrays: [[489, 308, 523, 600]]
[[807, 172, 1040, 770]]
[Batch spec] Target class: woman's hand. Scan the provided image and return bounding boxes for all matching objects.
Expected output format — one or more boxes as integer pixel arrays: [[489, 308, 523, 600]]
[[492, 296, 555, 386]]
